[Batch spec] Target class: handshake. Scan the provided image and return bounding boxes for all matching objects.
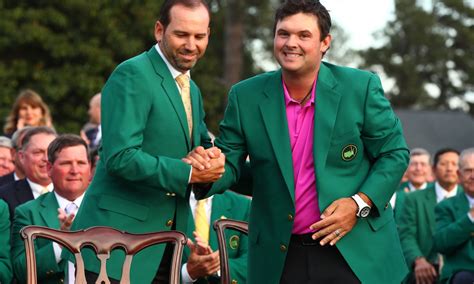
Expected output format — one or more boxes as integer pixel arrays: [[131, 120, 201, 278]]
[[182, 146, 226, 184]]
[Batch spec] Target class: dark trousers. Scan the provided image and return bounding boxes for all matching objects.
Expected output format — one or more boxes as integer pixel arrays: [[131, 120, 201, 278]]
[[280, 233, 360, 284], [451, 270, 474, 284], [84, 242, 174, 284]]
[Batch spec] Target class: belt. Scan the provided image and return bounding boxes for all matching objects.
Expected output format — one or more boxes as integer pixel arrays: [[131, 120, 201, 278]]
[[290, 233, 320, 246]]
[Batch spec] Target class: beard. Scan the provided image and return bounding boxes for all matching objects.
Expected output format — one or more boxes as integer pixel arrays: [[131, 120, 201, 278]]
[[160, 39, 200, 72]]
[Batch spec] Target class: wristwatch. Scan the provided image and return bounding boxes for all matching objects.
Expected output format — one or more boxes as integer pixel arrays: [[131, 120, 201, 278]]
[[351, 194, 371, 218]]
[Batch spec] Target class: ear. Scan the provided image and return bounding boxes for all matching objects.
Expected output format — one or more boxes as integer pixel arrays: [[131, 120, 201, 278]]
[[154, 20, 165, 43], [18, 150, 25, 163], [47, 161, 53, 178], [320, 34, 332, 53]]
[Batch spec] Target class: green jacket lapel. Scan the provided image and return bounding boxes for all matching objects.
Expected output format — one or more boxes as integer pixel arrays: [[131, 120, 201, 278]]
[[209, 195, 232, 251], [424, 187, 437, 235], [259, 70, 295, 201], [190, 82, 201, 147], [147, 47, 191, 150], [313, 63, 341, 170], [39, 192, 61, 229], [453, 190, 469, 218]]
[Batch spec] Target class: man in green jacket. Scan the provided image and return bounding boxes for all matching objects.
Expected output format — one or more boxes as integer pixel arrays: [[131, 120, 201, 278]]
[[12, 134, 91, 283], [398, 148, 460, 283], [190, 1, 409, 283], [0, 199, 12, 284], [433, 148, 474, 284], [392, 148, 432, 220], [182, 191, 250, 284], [68, 0, 224, 282]]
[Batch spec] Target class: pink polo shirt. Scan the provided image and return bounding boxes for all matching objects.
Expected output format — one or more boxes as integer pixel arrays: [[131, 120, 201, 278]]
[[283, 79, 320, 234]]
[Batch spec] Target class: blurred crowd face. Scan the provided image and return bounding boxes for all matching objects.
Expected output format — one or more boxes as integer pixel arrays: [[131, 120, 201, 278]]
[[19, 133, 56, 186], [88, 94, 101, 125], [0, 147, 14, 176], [18, 103, 43, 127], [459, 154, 474, 197], [48, 145, 91, 201], [155, 3, 210, 73], [433, 152, 459, 188], [406, 154, 431, 188]]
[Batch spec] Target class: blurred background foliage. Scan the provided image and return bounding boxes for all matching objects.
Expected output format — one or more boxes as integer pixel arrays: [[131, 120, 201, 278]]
[[0, 0, 472, 135]]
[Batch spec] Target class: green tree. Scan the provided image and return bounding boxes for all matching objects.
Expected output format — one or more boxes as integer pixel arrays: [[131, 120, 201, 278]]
[[360, 0, 473, 112], [0, 0, 163, 133]]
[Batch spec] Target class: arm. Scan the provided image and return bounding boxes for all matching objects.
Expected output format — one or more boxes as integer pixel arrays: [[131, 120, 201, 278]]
[[101, 63, 193, 197], [358, 73, 410, 215], [0, 202, 12, 284], [12, 207, 62, 282], [433, 201, 474, 254]]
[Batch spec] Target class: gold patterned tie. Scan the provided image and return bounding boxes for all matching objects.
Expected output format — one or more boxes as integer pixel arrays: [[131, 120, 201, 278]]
[[176, 74, 193, 138], [194, 199, 209, 243]]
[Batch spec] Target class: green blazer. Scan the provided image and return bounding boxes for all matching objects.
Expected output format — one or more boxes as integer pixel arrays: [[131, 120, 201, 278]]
[[12, 192, 64, 283], [0, 199, 12, 284], [68, 46, 212, 282], [433, 192, 474, 283], [394, 182, 433, 222], [201, 63, 410, 284], [398, 184, 438, 279], [183, 191, 250, 284]]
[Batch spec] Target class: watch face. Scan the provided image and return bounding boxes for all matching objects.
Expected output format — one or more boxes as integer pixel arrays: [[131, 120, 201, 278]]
[[360, 206, 371, 218]]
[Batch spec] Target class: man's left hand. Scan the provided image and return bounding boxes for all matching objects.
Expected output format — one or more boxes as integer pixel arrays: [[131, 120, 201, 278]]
[[310, 197, 358, 246]]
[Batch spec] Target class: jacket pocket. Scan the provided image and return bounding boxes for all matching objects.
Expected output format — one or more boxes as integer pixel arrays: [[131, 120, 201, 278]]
[[367, 208, 393, 231], [98, 195, 149, 221]]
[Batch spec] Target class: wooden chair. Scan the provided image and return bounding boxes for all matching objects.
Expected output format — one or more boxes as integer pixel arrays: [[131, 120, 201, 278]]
[[213, 219, 249, 284], [20, 225, 187, 284]]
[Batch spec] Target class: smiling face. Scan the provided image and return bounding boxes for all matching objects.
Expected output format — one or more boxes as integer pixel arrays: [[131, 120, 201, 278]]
[[406, 154, 431, 188], [19, 133, 56, 185], [154, 3, 210, 73], [48, 145, 91, 201], [274, 12, 331, 77]]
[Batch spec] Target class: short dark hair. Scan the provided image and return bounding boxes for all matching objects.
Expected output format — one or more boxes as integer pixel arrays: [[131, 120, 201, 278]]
[[48, 134, 89, 164], [21, 126, 57, 151], [273, 0, 331, 41], [433, 148, 459, 167], [159, 0, 211, 28]]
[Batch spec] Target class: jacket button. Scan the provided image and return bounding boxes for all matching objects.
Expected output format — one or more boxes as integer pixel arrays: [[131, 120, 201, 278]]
[[231, 280, 238, 284], [166, 219, 173, 227], [385, 203, 389, 209], [280, 244, 287, 252], [287, 214, 294, 221]]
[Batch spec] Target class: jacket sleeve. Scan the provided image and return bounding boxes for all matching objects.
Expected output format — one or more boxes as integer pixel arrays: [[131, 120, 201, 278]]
[[359, 73, 409, 214], [433, 200, 474, 254], [12, 206, 62, 282]]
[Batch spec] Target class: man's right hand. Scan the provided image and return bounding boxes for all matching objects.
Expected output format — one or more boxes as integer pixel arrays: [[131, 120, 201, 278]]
[[184, 147, 225, 183], [414, 257, 437, 284], [186, 239, 220, 279]]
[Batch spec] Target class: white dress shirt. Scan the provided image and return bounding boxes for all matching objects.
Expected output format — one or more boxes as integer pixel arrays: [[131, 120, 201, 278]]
[[434, 182, 458, 203]]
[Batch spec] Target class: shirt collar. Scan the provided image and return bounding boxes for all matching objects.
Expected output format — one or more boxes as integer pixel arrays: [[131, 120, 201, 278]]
[[155, 44, 190, 80], [27, 179, 53, 197], [408, 182, 428, 191], [465, 193, 474, 207], [54, 191, 85, 209], [283, 78, 317, 107], [435, 182, 458, 203]]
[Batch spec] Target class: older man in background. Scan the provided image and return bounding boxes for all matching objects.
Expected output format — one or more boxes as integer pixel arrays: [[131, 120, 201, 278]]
[[0, 136, 15, 178], [433, 148, 474, 284]]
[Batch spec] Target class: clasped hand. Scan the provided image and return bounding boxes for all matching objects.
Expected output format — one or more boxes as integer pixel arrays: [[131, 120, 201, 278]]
[[186, 232, 220, 279], [183, 146, 225, 183]]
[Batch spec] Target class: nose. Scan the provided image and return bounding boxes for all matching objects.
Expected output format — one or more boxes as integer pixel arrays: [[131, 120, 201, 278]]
[[184, 37, 196, 51], [284, 35, 298, 49]]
